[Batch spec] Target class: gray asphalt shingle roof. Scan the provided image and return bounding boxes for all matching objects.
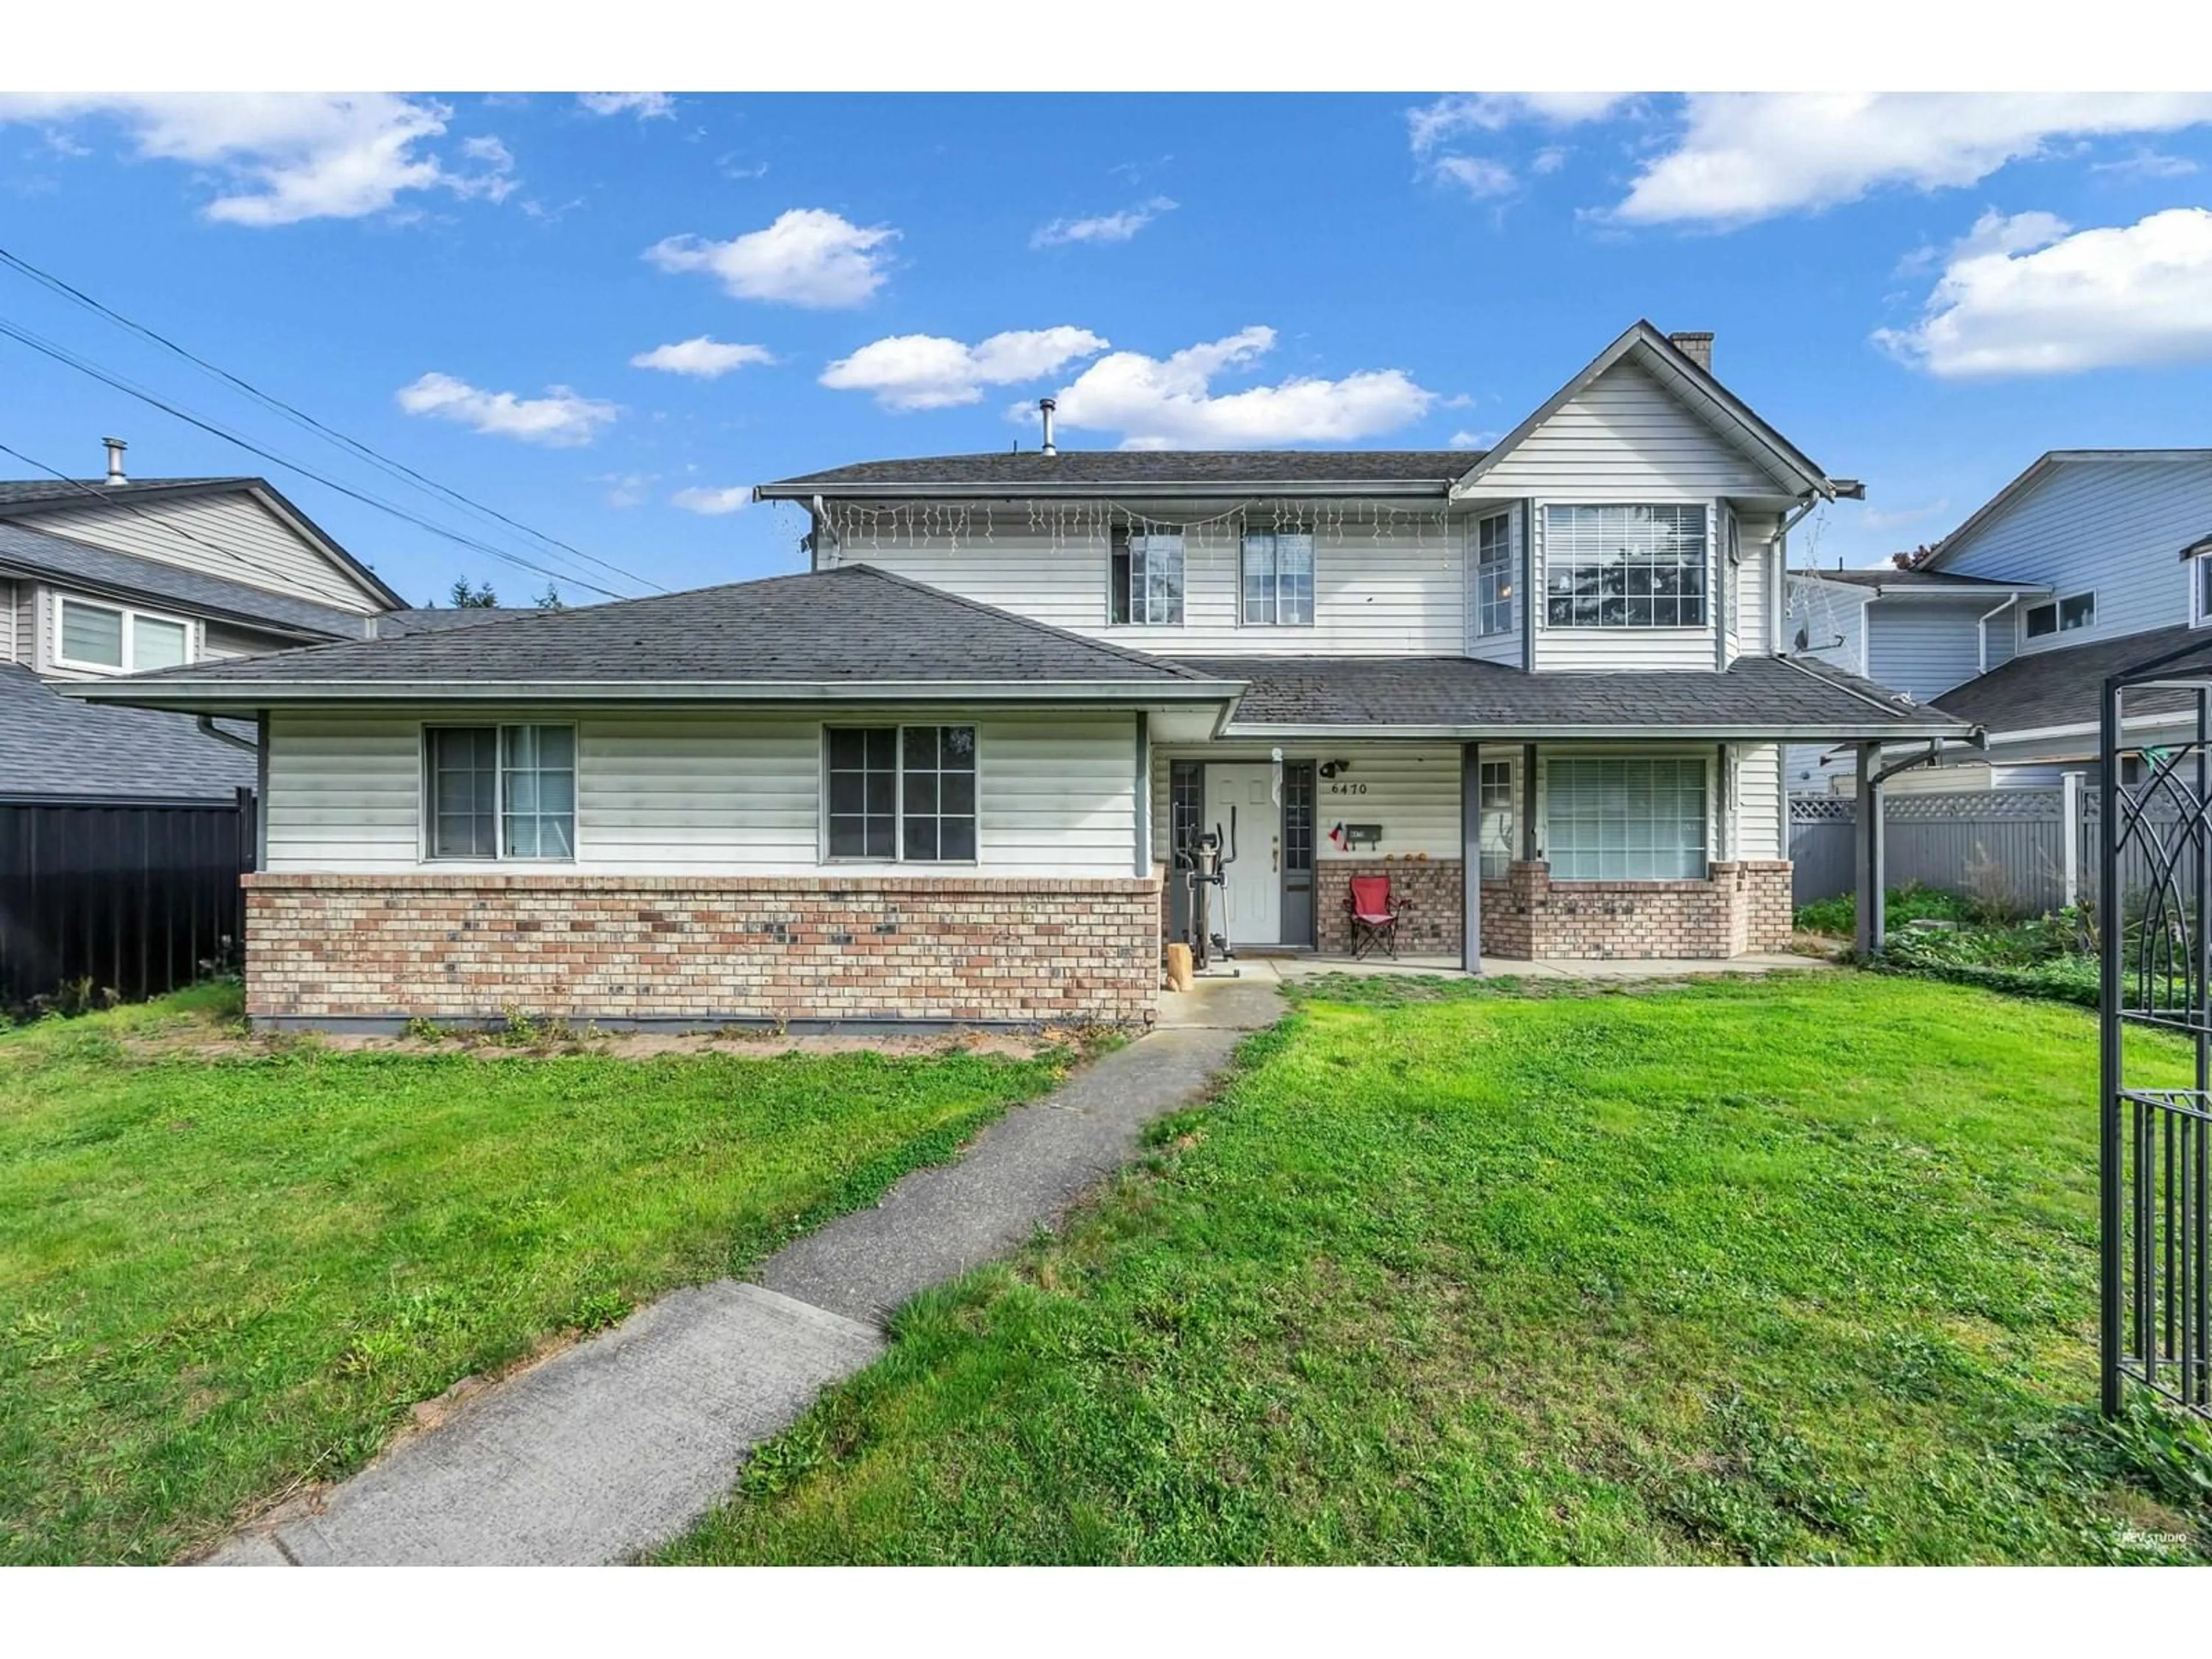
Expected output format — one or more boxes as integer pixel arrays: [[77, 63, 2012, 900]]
[[1790, 567, 2037, 590], [94, 564, 1217, 690], [371, 607, 546, 637], [1180, 653, 1966, 737], [0, 476, 250, 512], [0, 521, 369, 639], [760, 450, 1480, 493], [1936, 624, 2212, 732], [0, 662, 254, 798]]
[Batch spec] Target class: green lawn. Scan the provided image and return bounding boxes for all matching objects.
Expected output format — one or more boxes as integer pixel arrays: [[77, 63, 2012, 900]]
[[0, 986, 1063, 1565], [667, 973, 2210, 1565]]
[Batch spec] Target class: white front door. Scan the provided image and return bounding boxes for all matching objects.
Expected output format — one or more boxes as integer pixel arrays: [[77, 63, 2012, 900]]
[[1202, 763, 1282, 947]]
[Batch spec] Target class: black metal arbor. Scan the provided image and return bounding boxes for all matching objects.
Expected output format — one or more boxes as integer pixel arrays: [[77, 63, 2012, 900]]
[[2100, 639, 2212, 1422]]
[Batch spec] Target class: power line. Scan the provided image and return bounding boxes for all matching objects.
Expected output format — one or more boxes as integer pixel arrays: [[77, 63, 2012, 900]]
[[0, 242, 662, 597], [0, 314, 634, 602]]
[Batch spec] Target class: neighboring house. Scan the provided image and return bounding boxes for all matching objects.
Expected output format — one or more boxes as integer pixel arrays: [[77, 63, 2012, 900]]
[[1786, 450, 2212, 790], [71, 323, 1964, 1031], [0, 446, 404, 799]]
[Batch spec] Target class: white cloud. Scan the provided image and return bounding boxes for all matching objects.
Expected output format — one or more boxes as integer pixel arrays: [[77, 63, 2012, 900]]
[[671, 486, 751, 515], [594, 471, 656, 508], [1613, 93, 2212, 226], [1449, 429, 1499, 449], [2093, 148, 2200, 180], [1874, 207, 2212, 377], [1044, 327, 1436, 449], [395, 372, 618, 446], [1531, 146, 1570, 176], [646, 209, 897, 308], [821, 327, 1109, 411], [1406, 93, 1631, 154], [629, 336, 776, 377], [1031, 196, 1176, 248], [578, 93, 675, 120], [1433, 156, 1517, 199], [718, 155, 768, 180], [1861, 499, 1952, 531], [0, 92, 514, 225]]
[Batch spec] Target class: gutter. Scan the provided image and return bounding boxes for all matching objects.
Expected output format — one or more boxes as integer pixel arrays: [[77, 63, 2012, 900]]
[[59, 676, 1250, 713], [1216, 719, 1974, 741], [756, 480, 1455, 503]]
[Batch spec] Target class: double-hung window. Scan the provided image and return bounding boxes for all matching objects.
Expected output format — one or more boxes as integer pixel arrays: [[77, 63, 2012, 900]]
[[55, 597, 191, 673], [1544, 756, 1708, 880], [826, 724, 976, 862], [1109, 530, 1184, 626], [1478, 759, 1515, 877], [1240, 531, 1314, 626], [425, 724, 575, 860], [1544, 505, 1708, 628], [1474, 513, 1513, 637]]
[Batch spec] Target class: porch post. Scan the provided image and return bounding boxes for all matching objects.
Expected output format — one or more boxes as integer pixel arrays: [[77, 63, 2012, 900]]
[[1520, 742, 1539, 861], [1854, 740, 1885, 959], [1462, 741, 1483, 973]]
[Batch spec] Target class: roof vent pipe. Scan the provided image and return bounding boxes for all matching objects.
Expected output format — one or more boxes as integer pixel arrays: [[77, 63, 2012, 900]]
[[1038, 397, 1057, 458], [102, 436, 127, 486]]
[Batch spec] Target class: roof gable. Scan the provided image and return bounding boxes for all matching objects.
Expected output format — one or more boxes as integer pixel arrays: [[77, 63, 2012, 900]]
[[1450, 321, 1830, 502], [1923, 450, 2212, 571], [0, 477, 403, 611]]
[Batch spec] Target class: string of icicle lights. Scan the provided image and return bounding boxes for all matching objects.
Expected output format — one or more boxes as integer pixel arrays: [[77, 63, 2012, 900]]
[[819, 498, 1459, 554]]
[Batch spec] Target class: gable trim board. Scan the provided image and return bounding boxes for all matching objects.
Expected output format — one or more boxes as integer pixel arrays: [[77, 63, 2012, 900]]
[[0, 480, 402, 613], [1449, 320, 1832, 505]]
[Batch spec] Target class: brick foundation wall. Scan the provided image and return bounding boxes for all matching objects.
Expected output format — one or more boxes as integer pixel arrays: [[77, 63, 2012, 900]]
[[1315, 859, 1463, 954], [244, 873, 1161, 1029], [1489, 859, 1794, 960], [1304, 858, 1794, 960]]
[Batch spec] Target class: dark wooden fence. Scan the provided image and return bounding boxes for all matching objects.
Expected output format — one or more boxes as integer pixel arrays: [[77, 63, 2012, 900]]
[[0, 789, 256, 1010]]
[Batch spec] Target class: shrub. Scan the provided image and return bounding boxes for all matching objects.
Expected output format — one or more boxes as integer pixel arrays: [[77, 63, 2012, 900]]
[[1793, 882, 1974, 937]]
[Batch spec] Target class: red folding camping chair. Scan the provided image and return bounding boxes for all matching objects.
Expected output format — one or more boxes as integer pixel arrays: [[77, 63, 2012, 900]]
[[1345, 874, 1407, 960]]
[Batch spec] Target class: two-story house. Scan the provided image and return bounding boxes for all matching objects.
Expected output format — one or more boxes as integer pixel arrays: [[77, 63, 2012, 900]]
[[1786, 450, 2212, 791], [0, 443, 406, 799], [69, 323, 1964, 1032]]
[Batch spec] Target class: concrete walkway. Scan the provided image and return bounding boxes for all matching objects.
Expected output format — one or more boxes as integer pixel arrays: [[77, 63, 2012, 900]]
[[206, 976, 1280, 1568], [1238, 950, 1834, 983]]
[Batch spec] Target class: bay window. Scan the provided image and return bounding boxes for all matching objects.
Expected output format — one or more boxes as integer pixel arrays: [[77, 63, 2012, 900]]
[[1474, 513, 1513, 637], [426, 724, 575, 860], [1544, 504, 1708, 628], [1545, 756, 1708, 880], [827, 724, 976, 862]]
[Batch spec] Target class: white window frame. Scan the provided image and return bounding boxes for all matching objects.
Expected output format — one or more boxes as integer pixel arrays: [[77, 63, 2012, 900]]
[[51, 594, 196, 676], [820, 723, 980, 865], [419, 722, 577, 863], [1239, 529, 1315, 627], [1541, 503, 1712, 630], [2057, 590, 2096, 633], [1108, 531, 1185, 628], [1474, 513, 1513, 638], [1478, 757, 1515, 878], [2024, 590, 2096, 643], [2195, 556, 2212, 628]]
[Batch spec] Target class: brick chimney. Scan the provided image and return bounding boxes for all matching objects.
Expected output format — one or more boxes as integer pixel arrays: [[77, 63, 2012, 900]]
[[1668, 331, 1714, 373]]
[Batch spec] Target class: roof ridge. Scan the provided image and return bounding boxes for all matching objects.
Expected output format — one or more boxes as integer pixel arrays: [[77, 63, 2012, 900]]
[[834, 562, 1211, 680]]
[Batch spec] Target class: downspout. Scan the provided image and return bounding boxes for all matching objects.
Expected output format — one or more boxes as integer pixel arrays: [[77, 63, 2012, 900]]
[[1976, 594, 2018, 675], [197, 714, 257, 754]]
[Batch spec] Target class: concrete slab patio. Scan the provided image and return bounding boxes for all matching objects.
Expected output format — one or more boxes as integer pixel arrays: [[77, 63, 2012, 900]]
[[1229, 950, 1835, 983], [206, 974, 1280, 1568]]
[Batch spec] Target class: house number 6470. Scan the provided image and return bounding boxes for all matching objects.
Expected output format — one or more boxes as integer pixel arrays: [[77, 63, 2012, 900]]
[[1327, 782, 1368, 794]]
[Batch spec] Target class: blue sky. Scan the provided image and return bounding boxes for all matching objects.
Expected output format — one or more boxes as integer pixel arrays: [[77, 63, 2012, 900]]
[[1, 91, 2209, 605]]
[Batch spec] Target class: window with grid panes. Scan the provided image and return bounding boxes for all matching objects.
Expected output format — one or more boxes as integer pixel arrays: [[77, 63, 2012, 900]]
[[1544, 504, 1708, 628], [1544, 756, 1707, 880]]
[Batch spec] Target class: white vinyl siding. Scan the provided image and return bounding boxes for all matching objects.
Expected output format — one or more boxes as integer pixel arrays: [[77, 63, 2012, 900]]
[[1732, 741, 1785, 861], [1864, 598, 1992, 701], [1469, 359, 1795, 499], [1150, 743, 1465, 865], [837, 506, 1466, 657], [202, 620, 302, 661], [1935, 455, 2212, 653], [263, 707, 1139, 878], [18, 489, 388, 613], [1733, 511, 1780, 658]]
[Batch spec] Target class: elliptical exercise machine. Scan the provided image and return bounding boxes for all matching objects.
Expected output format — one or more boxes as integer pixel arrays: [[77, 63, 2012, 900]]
[[1175, 802, 1240, 975]]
